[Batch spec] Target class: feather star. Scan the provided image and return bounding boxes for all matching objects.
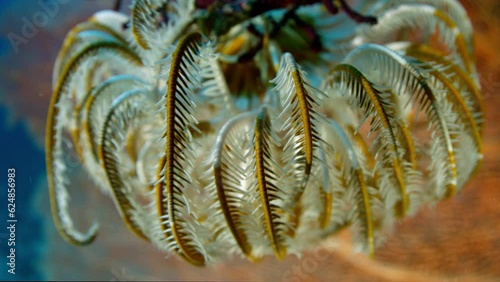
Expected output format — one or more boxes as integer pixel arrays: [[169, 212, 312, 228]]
[[46, 0, 483, 266]]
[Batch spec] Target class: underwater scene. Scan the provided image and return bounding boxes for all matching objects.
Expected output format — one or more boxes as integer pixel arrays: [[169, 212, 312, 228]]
[[0, 0, 499, 281]]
